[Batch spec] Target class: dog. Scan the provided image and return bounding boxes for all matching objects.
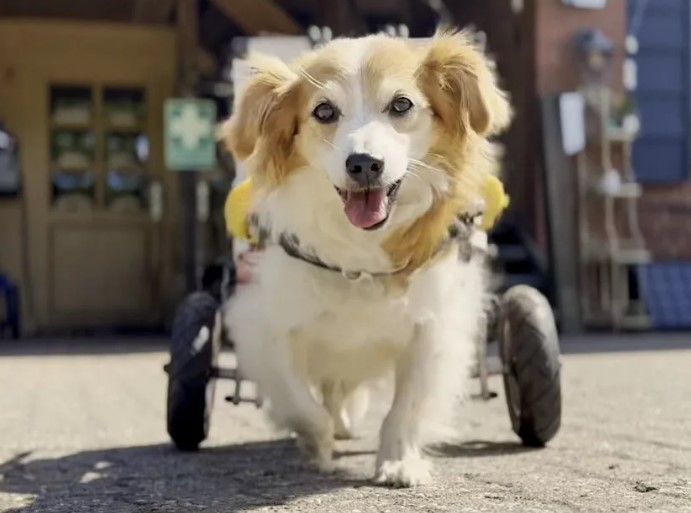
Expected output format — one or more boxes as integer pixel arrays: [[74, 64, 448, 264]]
[[222, 31, 511, 487]]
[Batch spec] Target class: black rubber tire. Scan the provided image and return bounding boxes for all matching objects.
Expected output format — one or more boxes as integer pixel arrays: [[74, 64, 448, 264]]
[[166, 292, 219, 451], [499, 285, 561, 447]]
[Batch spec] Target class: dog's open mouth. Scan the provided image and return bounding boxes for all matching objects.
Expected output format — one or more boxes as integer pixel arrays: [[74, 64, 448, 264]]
[[335, 180, 402, 230]]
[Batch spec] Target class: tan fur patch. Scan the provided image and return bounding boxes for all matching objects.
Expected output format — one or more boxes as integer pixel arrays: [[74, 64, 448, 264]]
[[360, 38, 424, 91], [418, 31, 512, 137], [381, 137, 491, 276], [223, 55, 308, 188], [382, 32, 511, 278]]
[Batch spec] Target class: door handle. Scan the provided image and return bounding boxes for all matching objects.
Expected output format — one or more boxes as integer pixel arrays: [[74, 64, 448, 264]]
[[196, 179, 210, 223], [149, 180, 163, 222]]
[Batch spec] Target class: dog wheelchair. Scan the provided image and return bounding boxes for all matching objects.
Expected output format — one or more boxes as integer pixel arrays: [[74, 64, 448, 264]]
[[164, 180, 562, 452]]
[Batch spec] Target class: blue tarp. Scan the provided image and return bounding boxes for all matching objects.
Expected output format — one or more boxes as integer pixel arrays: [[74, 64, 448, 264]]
[[639, 262, 691, 328]]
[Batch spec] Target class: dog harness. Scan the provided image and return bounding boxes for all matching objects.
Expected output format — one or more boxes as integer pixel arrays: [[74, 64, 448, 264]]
[[275, 212, 481, 280]]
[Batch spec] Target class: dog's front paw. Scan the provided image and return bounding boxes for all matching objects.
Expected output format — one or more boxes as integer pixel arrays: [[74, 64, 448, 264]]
[[297, 433, 334, 471], [374, 457, 432, 487]]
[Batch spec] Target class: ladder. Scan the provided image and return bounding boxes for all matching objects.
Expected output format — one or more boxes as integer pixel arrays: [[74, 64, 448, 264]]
[[576, 85, 650, 330]]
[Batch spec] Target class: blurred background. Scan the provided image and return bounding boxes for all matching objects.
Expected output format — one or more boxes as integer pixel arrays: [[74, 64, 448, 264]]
[[0, 0, 686, 338]]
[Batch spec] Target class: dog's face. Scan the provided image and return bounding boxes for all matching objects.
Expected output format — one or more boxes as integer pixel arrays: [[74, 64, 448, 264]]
[[294, 38, 436, 231], [226, 32, 510, 237]]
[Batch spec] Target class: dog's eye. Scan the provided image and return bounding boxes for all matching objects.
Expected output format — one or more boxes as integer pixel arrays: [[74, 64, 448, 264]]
[[390, 97, 413, 116], [312, 102, 338, 124]]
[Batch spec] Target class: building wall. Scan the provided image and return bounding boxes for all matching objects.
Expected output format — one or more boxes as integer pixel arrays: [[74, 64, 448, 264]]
[[0, 202, 23, 294], [535, 0, 691, 262], [521, 0, 626, 256], [639, 183, 691, 259], [0, 47, 28, 325], [535, 0, 626, 94]]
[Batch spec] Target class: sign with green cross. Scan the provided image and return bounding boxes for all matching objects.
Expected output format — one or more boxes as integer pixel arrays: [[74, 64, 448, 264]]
[[164, 98, 217, 171]]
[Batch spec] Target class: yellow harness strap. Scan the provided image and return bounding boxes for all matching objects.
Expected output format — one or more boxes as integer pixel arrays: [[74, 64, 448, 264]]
[[224, 178, 255, 242]]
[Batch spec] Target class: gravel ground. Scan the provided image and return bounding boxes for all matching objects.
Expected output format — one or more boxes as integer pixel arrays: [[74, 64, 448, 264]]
[[0, 334, 689, 512]]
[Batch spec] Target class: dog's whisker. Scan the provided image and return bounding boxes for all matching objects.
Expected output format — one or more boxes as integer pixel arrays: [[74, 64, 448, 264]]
[[405, 169, 446, 200], [297, 66, 326, 90], [406, 167, 440, 187], [408, 168, 446, 198], [408, 159, 446, 175], [426, 152, 455, 164], [408, 162, 458, 187], [404, 170, 428, 187], [321, 138, 338, 149], [407, 164, 446, 180], [407, 164, 486, 201]]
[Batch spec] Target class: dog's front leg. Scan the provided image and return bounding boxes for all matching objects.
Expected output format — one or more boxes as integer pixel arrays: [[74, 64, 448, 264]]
[[249, 332, 335, 469], [375, 323, 446, 487], [321, 380, 369, 440]]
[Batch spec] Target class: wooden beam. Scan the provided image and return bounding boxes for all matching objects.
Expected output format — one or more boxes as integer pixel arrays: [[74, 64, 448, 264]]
[[177, 0, 198, 94], [196, 48, 218, 78], [176, 0, 201, 293], [133, 0, 176, 23], [211, 0, 302, 35]]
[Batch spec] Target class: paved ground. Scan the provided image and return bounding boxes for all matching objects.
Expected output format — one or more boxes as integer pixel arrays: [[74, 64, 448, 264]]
[[0, 334, 689, 512]]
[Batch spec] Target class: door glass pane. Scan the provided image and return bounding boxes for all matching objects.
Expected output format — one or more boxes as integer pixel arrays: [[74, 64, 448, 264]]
[[101, 87, 148, 212], [51, 170, 95, 212], [106, 170, 148, 212], [105, 132, 148, 169], [103, 87, 145, 129], [50, 85, 92, 126], [50, 85, 96, 211], [51, 130, 95, 169]]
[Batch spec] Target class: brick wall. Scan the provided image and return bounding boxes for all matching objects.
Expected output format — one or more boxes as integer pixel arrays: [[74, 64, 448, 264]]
[[531, 0, 627, 258], [535, 0, 626, 94], [640, 183, 691, 259]]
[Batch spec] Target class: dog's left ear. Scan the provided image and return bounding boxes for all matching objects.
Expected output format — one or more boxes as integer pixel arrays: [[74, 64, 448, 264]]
[[221, 54, 302, 186], [418, 32, 512, 137]]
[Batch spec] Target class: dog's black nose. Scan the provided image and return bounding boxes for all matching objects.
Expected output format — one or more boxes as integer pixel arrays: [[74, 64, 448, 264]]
[[345, 153, 384, 185]]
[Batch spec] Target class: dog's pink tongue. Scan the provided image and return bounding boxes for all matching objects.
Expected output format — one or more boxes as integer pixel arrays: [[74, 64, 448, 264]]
[[344, 188, 387, 229]]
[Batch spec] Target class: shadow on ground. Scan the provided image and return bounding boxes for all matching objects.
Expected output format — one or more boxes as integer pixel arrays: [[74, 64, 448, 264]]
[[0, 337, 168, 358], [0, 439, 528, 512], [431, 440, 538, 458], [0, 440, 348, 512]]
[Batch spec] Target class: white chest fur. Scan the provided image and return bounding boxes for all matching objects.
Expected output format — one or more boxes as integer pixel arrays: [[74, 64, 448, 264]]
[[226, 245, 484, 384]]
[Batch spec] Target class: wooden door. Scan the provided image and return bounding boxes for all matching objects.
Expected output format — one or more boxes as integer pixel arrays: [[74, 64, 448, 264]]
[[0, 20, 178, 332], [46, 83, 162, 327]]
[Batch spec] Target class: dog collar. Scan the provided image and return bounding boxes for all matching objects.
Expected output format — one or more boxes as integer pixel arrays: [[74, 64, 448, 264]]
[[277, 212, 480, 279], [278, 233, 410, 280]]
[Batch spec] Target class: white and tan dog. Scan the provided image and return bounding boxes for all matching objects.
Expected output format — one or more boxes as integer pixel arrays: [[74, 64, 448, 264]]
[[223, 31, 511, 487]]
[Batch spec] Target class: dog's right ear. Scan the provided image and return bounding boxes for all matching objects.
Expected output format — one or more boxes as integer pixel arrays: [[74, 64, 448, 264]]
[[222, 54, 300, 165], [418, 31, 512, 137]]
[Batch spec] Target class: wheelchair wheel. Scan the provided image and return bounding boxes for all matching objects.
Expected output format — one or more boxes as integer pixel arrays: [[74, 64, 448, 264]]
[[499, 285, 561, 447], [166, 292, 219, 451]]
